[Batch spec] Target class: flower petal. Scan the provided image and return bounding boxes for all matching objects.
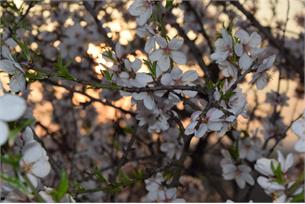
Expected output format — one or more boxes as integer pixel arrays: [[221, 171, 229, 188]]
[[171, 51, 186, 65], [0, 121, 9, 146], [0, 94, 26, 122], [168, 38, 184, 50]]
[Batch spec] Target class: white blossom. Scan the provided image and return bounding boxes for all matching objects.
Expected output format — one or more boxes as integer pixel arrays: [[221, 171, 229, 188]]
[[19, 142, 51, 188], [211, 29, 233, 63], [0, 94, 26, 146], [128, 0, 154, 26], [250, 55, 276, 90], [160, 67, 198, 97], [220, 150, 254, 189], [185, 108, 224, 138], [150, 37, 186, 72]]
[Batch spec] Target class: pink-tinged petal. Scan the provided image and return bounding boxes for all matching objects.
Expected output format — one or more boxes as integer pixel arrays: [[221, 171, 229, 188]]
[[239, 54, 253, 71], [160, 73, 172, 86], [236, 29, 250, 43], [155, 36, 167, 48], [171, 51, 186, 65], [149, 49, 162, 61], [157, 55, 170, 71], [181, 70, 198, 82], [248, 32, 261, 48], [0, 94, 26, 122], [234, 43, 243, 57], [195, 123, 208, 138], [0, 121, 9, 146], [168, 38, 184, 50]]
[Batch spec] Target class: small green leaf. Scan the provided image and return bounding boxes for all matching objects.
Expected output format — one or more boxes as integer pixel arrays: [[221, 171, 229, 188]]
[[0, 173, 29, 195], [291, 191, 304, 202], [166, 0, 174, 9], [54, 57, 75, 81], [50, 170, 69, 202], [118, 170, 133, 186], [25, 70, 48, 82]]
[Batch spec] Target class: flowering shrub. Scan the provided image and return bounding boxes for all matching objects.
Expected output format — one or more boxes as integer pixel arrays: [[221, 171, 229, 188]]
[[0, 0, 304, 202]]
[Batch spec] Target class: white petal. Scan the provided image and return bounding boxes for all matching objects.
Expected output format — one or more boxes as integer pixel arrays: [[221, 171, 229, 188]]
[[234, 43, 243, 57], [171, 51, 186, 65], [26, 173, 38, 188], [168, 38, 184, 50], [160, 73, 172, 86], [248, 32, 261, 48], [149, 49, 162, 62], [157, 55, 170, 71], [236, 176, 246, 189], [0, 121, 9, 146], [195, 124, 207, 138], [137, 7, 152, 26], [155, 36, 167, 48], [255, 73, 268, 90], [181, 70, 198, 82], [236, 29, 250, 43], [239, 54, 253, 71], [143, 96, 155, 110], [0, 94, 26, 122], [22, 142, 45, 163], [131, 58, 142, 72], [32, 160, 51, 178], [10, 72, 26, 93], [208, 122, 223, 131], [0, 59, 16, 73], [145, 37, 155, 53], [294, 139, 305, 152]]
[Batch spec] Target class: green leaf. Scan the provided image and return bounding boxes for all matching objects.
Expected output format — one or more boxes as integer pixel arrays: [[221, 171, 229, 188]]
[[221, 90, 235, 102], [50, 170, 69, 202], [271, 162, 285, 184], [94, 167, 108, 184], [0, 173, 29, 195], [291, 191, 304, 202], [118, 170, 133, 186], [54, 57, 75, 80], [0, 154, 21, 168], [166, 0, 174, 9], [101, 70, 113, 81]]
